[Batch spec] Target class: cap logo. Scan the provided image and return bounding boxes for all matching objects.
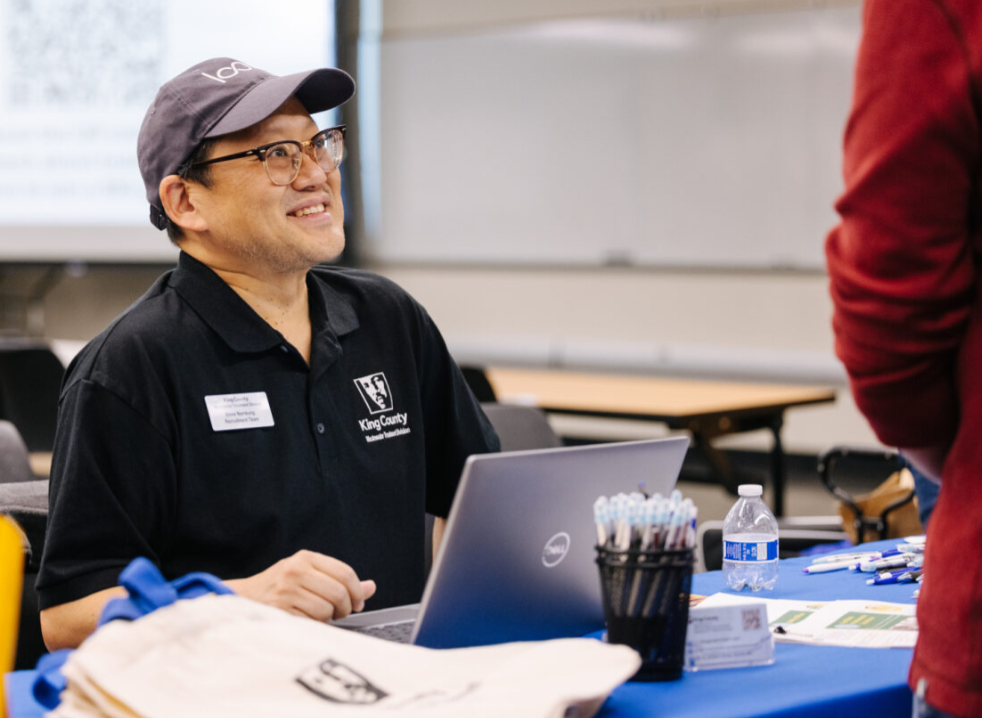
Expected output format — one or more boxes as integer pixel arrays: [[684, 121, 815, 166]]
[[201, 61, 253, 84]]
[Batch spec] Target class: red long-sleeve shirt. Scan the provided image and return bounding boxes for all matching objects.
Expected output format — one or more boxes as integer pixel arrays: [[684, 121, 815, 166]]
[[827, 1, 982, 713]]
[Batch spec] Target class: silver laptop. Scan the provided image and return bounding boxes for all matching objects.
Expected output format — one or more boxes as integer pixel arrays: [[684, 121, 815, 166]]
[[333, 436, 690, 648]]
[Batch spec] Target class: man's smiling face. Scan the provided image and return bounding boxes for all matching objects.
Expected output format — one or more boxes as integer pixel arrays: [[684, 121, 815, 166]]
[[186, 96, 345, 275]]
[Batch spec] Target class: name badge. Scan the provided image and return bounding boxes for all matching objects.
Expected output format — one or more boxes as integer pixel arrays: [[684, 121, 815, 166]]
[[204, 392, 275, 432], [684, 597, 775, 672]]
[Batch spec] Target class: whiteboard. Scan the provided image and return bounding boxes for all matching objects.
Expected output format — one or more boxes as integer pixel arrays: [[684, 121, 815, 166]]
[[370, 5, 861, 269]]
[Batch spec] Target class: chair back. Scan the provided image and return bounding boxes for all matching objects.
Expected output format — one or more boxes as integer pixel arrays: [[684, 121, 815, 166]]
[[479, 402, 562, 452], [0, 346, 65, 453], [460, 366, 497, 403], [818, 446, 919, 543], [0, 421, 33, 485]]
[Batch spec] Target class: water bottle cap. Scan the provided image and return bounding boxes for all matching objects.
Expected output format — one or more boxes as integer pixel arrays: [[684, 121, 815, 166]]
[[737, 484, 763, 497]]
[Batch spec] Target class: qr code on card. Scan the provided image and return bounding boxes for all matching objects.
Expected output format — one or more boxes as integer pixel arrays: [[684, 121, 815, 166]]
[[3, 0, 163, 106], [742, 607, 763, 631]]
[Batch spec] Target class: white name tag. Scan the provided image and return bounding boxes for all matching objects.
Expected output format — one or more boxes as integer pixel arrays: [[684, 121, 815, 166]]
[[684, 599, 775, 672], [204, 392, 275, 432]]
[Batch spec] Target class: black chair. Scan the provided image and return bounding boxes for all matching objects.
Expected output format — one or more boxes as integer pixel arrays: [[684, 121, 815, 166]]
[[0, 345, 65, 453], [696, 446, 911, 572], [459, 365, 497, 403], [696, 517, 849, 573], [817, 446, 915, 543], [479, 402, 563, 452], [0, 420, 34, 484]]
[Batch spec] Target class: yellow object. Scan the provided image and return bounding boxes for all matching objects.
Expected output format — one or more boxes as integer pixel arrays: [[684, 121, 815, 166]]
[[837, 468, 923, 544], [0, 515, 25, 718]]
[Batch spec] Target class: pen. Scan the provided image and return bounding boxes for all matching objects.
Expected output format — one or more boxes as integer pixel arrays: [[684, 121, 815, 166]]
[[802, 559, 859, 574], [593, 497, 610, 547], [858, 554, 917, 572], [867, 570, 922, 586], [810, 552, 880, 564]]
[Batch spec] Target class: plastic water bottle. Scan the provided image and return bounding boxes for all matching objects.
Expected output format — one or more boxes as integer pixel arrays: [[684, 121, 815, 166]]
[[722, 484, 779, 591]]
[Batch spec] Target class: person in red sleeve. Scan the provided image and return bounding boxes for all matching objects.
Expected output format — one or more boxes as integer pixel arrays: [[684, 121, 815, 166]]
[[827, 1, 982, 716]]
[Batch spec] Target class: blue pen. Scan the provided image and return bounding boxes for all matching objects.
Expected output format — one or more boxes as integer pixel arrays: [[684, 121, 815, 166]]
[[866, 568, 920, 586], [859, 553, 917, 572], [866, 574, 902, 586]]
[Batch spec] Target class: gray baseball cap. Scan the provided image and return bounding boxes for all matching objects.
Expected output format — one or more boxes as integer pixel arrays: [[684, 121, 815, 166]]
[[137, 58, 355, 230]]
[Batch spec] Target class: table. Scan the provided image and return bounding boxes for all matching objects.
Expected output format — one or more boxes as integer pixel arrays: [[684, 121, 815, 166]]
[[486, 367, 836, 517], [598, 539, 914, 718], [4, 542, 915, 718]]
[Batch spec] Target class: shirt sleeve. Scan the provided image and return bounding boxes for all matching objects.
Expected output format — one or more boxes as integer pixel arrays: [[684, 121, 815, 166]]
[[36, 379, 177, 609], [825, 0, 980, 448]]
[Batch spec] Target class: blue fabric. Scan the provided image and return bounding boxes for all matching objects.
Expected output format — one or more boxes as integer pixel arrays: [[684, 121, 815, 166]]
[[98, 557, 233, 625], [796, 539, 854, 557], [4, 671, 45, 718], [3, 558, 234, 718], [30, 651, 71, 709], [904, 459, 939, 529], [597, 540, 915, 718]]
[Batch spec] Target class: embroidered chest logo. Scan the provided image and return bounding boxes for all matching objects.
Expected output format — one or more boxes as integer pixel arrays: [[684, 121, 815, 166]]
[[353, 372, 412, 444], [354, 372, 393, 414]]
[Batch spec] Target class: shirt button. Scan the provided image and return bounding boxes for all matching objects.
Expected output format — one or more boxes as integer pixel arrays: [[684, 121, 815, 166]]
[[279, 345, 289, 353], [316, 423, 326, 434]]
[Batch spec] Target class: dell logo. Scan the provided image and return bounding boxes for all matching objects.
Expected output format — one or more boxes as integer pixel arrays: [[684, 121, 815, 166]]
[[542, 532, 571, 567]]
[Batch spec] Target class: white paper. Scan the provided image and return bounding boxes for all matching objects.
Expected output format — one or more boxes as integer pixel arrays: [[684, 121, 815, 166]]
[[695, 593, 917, 649]]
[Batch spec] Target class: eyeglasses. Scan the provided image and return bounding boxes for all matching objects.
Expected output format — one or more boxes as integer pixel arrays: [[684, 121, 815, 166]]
[[189, 125, 346, 185]]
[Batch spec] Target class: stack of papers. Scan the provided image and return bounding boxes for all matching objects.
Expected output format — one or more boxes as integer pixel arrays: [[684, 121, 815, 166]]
[[695, 593, 917, 649]]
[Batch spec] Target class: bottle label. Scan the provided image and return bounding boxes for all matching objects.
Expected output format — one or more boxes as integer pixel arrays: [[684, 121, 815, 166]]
[[723, 539, 778, 562]]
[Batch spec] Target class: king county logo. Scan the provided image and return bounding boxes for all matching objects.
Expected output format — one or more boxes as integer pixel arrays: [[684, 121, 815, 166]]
[[353, 372, 393, 415]]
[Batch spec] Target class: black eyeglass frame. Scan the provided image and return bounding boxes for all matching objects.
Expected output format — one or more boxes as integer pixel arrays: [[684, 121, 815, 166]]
[[187, 125, 347, 185]]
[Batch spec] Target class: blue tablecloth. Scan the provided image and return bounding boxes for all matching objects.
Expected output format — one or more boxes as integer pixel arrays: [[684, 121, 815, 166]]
[[597, 539, 915, 718]]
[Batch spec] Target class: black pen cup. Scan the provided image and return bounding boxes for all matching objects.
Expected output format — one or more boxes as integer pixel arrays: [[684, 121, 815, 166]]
[[595, 546, 695, 682]]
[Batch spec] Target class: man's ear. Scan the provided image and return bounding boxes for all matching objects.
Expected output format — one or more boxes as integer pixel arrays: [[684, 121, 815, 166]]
[[159, 175, 209, 234]]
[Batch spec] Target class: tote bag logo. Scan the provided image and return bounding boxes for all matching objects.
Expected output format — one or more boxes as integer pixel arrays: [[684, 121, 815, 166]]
[[296, 659, 388, 704]]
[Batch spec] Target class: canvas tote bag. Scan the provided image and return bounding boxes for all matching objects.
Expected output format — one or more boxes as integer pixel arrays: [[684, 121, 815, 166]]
[[49, 594, 641, 718]]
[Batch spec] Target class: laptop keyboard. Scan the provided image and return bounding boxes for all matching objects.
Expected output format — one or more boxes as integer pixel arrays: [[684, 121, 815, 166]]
[[350, 620, 416, 644]]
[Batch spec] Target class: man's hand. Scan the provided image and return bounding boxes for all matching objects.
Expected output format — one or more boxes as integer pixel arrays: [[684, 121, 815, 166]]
[[226, 550, 377, 622]]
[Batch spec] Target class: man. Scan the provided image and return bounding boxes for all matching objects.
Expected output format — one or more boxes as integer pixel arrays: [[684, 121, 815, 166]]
[[826, 2, 982, 715], [37, 58, 500, 650]]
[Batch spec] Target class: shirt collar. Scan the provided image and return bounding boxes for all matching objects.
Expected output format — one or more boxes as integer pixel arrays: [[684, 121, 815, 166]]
[[171, 252, 360, 355]]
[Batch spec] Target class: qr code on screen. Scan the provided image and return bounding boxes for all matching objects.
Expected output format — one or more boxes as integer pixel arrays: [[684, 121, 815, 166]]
[[742, 607, 763, 631], [3, 0, 163, 107]]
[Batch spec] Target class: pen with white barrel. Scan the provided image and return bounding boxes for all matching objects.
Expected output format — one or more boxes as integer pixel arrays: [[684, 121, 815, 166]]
[[802, 558, 861, 574]]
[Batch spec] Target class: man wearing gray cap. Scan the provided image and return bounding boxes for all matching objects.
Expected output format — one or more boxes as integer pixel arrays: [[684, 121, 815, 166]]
[[37, 58, 499, 649]]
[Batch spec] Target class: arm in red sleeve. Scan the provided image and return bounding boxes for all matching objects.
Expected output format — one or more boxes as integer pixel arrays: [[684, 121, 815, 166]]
[[826, 0, 979, 449]]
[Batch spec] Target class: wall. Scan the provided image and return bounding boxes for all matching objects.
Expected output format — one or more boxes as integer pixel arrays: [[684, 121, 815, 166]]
[[31, 0, 880, 457], [38, 261, 879, 454]]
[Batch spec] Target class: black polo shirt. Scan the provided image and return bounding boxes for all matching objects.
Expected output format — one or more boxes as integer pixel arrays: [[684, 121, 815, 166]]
[[37, 252, 499, 611]]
